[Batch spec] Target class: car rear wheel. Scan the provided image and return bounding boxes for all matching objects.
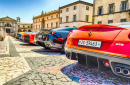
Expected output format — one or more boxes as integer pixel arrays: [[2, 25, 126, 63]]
[[42, 43, 50, 49]]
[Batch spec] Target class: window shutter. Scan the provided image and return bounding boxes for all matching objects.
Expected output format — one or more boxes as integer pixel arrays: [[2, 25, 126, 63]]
[[126, 2, 129, 10], [108, 6, 110, 13], [113, 5, 115, 12], [120, 4, 122, 11], [97, 9, 99, 15], [102, 8, 103, 14]]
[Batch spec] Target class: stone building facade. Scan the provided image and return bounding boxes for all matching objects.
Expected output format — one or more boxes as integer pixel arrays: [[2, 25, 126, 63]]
[[44, 10, 59, 29], [93, 0, 130, 24], [0, 16, 18, 34], [59, 1, 93, 28], [17, 22, 33, 32], [33, 10, 59, 32]]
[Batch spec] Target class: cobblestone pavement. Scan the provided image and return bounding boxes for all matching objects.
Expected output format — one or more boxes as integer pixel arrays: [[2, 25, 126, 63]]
[[1, 36, 130, 85]]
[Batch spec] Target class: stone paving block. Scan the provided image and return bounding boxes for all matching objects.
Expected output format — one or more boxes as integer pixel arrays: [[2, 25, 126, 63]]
[[28, 79, 35, 85], [20, 77, 29, 82], [20, 81, 29, 85], [52, 79, 59, 85], [44, 79, 52, 84]]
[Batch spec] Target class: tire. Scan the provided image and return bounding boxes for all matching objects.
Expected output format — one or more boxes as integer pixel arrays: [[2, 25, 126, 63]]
[[42, 43, 50, 49], [61, 40, 66, 53]]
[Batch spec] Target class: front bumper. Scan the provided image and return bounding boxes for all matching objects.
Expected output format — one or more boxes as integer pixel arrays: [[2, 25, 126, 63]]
[[65, 46, 130, 78]]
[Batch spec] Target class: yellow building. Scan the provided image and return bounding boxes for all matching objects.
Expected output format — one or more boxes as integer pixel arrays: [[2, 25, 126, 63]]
[[17, 22, 33, 32], [33, 10, 59, 32], [17, 17, 33, 32]]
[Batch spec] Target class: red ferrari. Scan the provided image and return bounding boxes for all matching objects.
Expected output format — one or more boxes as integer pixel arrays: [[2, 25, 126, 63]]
[[65, 22, 130, 78], [24, 32, 36, 44]]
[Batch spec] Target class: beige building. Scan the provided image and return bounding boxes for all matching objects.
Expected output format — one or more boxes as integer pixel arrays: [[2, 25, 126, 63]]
[[0, 16, 18, 34], [93, 0, 130, 24], [59, 1, 93, 28], [17, 22, 33, 32], [33, 10, 59, 32]]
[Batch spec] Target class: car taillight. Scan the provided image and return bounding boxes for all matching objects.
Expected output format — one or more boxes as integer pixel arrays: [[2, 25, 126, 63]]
[[128, 34, 130, 39], [51, 31, 55, 35], [56, 38, 64, 41], [104, 62, 109, 67], [68, 30, 73, 37]]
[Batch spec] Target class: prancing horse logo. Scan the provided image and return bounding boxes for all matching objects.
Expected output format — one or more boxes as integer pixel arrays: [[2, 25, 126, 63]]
[[88, 32, 92, 37]]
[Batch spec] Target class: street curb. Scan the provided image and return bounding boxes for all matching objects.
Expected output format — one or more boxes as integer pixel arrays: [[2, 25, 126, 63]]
[[0, 36, 10, 57]]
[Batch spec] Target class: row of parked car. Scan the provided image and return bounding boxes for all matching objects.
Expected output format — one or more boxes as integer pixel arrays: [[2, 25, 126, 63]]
[[16, 27, 77, 53], [14, 22, 130, 78]]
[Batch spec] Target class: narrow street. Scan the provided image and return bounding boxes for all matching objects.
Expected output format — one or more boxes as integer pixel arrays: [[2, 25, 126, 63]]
[[0, 36, 130, 85]]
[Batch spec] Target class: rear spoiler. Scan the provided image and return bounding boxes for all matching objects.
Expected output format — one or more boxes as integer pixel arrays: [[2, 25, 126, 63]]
[[77, 24, 126, 30]]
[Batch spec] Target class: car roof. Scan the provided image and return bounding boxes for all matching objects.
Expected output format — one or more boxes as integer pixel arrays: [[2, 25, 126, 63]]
[[52, 27, 77, 31]]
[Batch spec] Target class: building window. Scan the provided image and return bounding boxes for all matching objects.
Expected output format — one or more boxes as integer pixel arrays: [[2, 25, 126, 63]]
[[39, 25, 40, 28], [51, 16, 53, 19], [51, 22, 53, 27], [108, 20, 113, 24], [66, 8, 69, 12], [66, 16, 69, 22], [39, 19, 40, 21], [121, 19, 127, 22], [108, 4, 115, 13], [60, 10, 62, 13], [86, 6, 89, 10], [56, 14, 58, 18], [7, 23, 9, 27], [74, 6, 76, 10], [98, 7, 103, 15], [86, 15, 89, 22], [23, 26, 25, 28], [36, 20, 37, 22], [18, 25, 20, 27], [60, 18, 62, 23], [98, 21, 102, 24], [73, 15, 76, 22], [28, 26, 29, 28], [36, 25, 37, 29], [47, 17, 48, 20], [120, 2, 129, 11], [47, 24, 48, 28], [56, 22, 58, 28]]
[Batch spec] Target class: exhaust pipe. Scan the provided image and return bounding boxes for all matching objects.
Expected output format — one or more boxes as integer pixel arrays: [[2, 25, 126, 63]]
[[122, 69, 129, 75], [115, 67, 122, 73]]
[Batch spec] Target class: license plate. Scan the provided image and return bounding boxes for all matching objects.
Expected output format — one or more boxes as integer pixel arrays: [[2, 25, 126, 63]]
[[78, 40, 102, 48]]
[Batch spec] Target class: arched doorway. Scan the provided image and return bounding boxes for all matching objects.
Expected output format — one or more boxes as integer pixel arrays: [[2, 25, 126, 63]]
[[28, 30, 31, 32], [23, 29, 27, 32], [18, 29, 23, 32]]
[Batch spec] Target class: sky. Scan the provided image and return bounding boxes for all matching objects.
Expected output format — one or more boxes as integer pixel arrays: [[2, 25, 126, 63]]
[[0, 0, 93, 23]]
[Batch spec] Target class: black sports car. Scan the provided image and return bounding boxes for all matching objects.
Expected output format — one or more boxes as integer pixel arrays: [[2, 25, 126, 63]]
[[34, 27, 77, 52]]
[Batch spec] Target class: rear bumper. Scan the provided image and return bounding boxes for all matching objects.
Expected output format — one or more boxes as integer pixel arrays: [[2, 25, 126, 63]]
[[65, 46, 130, 78]]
